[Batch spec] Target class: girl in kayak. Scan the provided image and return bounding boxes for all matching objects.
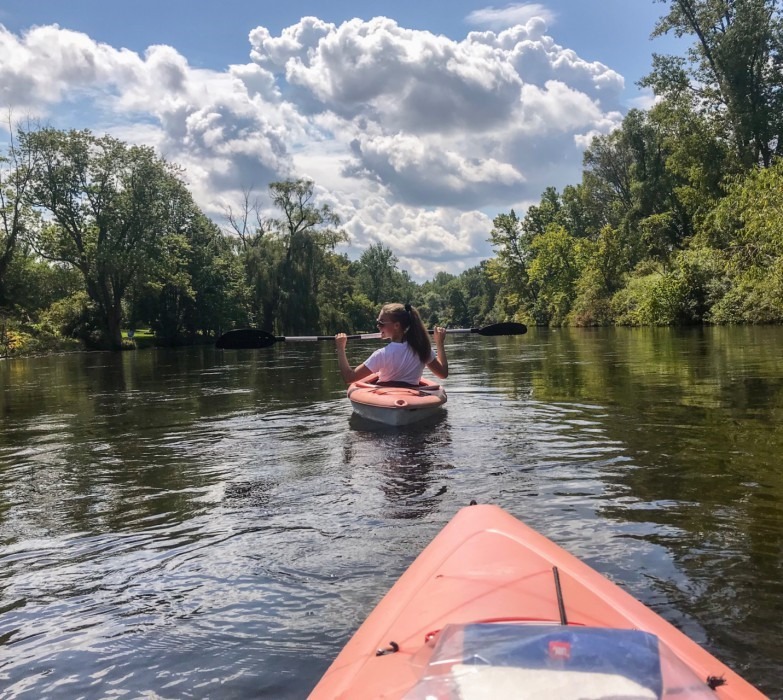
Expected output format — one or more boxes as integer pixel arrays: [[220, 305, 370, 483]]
[[336, 303, 448, 385]]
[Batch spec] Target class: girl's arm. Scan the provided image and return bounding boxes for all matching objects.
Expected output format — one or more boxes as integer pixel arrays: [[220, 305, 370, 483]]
[[336, 333, 374, 384], [427, 326, 449, 379]]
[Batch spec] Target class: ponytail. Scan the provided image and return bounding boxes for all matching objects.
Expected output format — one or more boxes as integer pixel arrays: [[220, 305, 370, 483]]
[[381, 302, 431, 362]]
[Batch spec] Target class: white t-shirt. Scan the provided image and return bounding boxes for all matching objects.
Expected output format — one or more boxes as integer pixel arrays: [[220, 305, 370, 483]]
[[364, 341, 437, 385]]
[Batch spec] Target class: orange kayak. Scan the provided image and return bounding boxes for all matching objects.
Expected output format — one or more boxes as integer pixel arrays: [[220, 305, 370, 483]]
[[347, 376, 446, 426], [309, 504, 765, 699]]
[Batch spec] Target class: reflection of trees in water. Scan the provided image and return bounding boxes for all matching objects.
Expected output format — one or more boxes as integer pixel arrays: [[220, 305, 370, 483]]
[[453, 335, 532, 400], [0, 343, 352, 541], [344, 414, 453, 520], [522, 326, 783, 686]]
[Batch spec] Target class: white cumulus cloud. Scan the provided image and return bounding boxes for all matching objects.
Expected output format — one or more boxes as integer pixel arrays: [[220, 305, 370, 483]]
[[0, 15, 626, 280]]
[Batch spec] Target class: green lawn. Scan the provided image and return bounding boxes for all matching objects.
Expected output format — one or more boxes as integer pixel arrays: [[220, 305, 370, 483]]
[[122, 328, 155, 348], [122, 328, 153, 339]]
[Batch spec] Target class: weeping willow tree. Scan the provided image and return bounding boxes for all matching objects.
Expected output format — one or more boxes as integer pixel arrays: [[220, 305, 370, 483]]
[[248, 179, 347, 335]]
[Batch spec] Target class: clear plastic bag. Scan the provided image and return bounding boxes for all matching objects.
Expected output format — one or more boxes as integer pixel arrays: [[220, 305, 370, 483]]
[[403, 623, 718, 699]]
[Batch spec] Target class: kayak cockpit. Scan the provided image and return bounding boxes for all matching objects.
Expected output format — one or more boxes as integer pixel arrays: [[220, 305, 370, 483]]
[[347, 375, 447, 426]]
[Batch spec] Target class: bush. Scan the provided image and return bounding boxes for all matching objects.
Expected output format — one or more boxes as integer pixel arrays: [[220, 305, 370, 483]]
[[709, 263, 783, 324], [611, 270, 690, 326], [37, 292, 103, 345], [0, 319, 81, 357]]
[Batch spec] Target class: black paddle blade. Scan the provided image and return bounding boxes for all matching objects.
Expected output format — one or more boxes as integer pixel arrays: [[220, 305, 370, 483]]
[[216, 328, 277, 349], [476, 322, 527, 336]]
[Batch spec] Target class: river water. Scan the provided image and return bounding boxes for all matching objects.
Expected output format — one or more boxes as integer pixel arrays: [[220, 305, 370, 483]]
[[0, 327, 781, 698]]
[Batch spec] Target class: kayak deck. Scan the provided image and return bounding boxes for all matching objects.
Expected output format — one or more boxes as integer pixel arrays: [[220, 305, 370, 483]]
[[309, 504, 764, 699]]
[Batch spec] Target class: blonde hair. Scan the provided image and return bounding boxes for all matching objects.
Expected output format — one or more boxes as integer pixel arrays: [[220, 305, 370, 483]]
[[381, 302, 431, 362]]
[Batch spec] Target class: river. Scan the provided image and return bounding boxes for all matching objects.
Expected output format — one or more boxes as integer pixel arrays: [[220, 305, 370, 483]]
[[1, 326, 781, 698]]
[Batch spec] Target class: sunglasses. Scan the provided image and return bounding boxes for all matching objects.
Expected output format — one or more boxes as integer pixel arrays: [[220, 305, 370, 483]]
[[376, 320, 390, 327]]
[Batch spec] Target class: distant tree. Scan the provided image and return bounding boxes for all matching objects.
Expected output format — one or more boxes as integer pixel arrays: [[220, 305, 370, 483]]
[[128, 211, 246, 343], [263, 179, 347, 334], [708, 159, 783, 322], [0, 117, 39, 310], [528, 225, 587, 325], [487, 209, 532, 318], [583, 109, 694, 265], [3, 248, 81, 323], [648, 92, 735, 219], [569, 225, 631, 326], [186, 217, 249, 337], [356, 242, 399, 305], [24, 128, 196, 349], [461, 261, 500, 326]]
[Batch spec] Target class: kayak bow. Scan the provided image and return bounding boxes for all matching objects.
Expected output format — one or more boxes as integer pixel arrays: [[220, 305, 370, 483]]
[[309, 504, 764, 699]]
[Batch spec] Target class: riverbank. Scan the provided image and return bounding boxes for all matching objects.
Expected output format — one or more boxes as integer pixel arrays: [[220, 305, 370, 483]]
[[0, 326, 187, 358]]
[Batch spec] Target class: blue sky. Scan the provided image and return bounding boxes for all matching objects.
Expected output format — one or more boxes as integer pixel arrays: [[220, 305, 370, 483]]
[[0, 1, 685, 279]]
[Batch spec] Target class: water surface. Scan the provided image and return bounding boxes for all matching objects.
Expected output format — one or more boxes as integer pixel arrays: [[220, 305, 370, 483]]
[[1, 327, 781, 698]]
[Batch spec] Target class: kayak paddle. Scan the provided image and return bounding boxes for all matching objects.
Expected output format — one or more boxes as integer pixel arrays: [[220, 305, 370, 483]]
[[216, 322, 527, 350]]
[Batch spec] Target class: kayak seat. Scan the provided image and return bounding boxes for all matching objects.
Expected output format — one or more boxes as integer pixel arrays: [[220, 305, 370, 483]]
[[353, 375, 441, 391]]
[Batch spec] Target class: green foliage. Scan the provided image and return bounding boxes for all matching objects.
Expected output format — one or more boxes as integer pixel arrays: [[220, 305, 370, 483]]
[[356, 242, 399, 305], [0, 317, 81, 357], [416, 264, 499, 329], [611, 248, 719, 326], [23, 128, 197, 349], [0, 120, 41, 310], [645, 0, 783, 168], [128, 213, 244, 345], [584, 108, 693, 262], [240, 179, 348, 335], [1, 249, 81, 321], [486, 1, 783, 328], [314, 253, 361, 333], [527, 225, 587, 325], [488, 210, 529, 283], [36, 291, 102, 344], [649, 95, 735, 225], [706, 160, 783, 322], [612, 272, 675, 326], [568, 225, 630, 326]]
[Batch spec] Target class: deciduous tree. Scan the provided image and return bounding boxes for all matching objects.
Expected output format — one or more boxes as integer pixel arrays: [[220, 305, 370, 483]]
[[24, 128, 194, 349], [644, 0, 783, 167]]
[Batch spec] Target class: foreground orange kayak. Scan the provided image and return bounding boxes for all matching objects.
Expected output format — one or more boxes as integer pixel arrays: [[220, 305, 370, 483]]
[[347, 376, 447, 426], [309, 504, 765, 699]]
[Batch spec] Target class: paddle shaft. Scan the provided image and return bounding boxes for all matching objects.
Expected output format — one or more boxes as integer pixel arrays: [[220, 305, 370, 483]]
[[277, 333, 381, 342], [215, 322, 526, 349], [273, 328, 491, 343]]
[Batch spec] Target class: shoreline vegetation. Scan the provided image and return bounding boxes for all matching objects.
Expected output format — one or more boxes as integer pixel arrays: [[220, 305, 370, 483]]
[[2, 1, 783, 359]]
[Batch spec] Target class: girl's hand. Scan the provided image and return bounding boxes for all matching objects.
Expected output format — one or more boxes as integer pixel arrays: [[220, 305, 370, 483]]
[[433, 326, 446, 345], [335, 332, 348, 351]]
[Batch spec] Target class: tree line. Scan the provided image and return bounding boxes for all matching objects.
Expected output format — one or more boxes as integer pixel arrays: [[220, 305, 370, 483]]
[[488, 0, 783, 326], [0, 128, 494, 354], [2, 0, 782, 355]]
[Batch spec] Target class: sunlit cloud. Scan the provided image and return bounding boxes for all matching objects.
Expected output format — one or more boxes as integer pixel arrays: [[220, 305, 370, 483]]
[[465, 3, 556, 30]]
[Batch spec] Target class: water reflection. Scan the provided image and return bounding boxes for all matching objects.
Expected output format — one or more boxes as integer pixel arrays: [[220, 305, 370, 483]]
[[345, 413, 453, 520]]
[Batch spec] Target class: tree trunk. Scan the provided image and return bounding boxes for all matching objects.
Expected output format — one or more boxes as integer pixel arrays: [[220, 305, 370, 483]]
[[106, 303, 124, 350]]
